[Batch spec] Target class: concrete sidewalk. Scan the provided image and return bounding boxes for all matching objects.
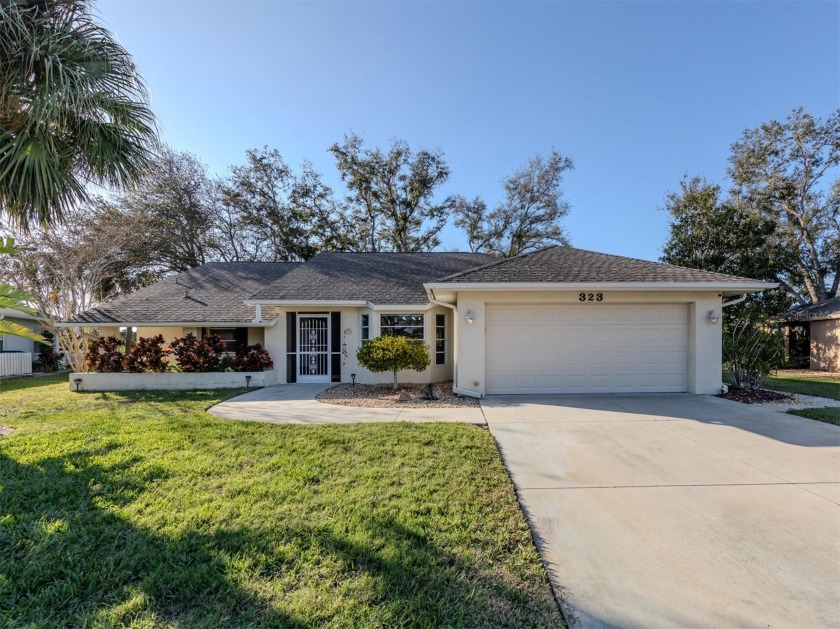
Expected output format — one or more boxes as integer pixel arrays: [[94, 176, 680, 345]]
[[208, 383, 486, 424]]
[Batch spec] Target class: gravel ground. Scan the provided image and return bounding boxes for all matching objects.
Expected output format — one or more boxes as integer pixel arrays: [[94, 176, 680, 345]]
[[750, 392, 840, 412], [316, 381, 480, 408]]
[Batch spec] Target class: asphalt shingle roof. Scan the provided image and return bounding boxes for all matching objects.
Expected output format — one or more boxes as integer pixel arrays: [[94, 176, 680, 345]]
[[437, 246, 764, 284], [777, 296, 840, 322], [66, 247, 768, 325], [67, 262, 299, 324], [250, 252, 494, 303]]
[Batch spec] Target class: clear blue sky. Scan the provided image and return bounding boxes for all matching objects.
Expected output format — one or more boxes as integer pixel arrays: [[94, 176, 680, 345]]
[[98, 0, 839, 261]]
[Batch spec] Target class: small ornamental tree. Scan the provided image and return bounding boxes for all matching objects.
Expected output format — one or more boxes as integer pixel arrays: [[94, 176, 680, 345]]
[[356, 336, 431, 390], [724, 320, 785, 390], [123, 335, 171, 373], [170, 333, 224, 372], [84, 336, 124, 372], [232, 343, 274, 372]]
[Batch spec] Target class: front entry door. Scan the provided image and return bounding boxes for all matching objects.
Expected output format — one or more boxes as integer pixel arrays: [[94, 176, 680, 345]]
[[297, 315, 330, 382]]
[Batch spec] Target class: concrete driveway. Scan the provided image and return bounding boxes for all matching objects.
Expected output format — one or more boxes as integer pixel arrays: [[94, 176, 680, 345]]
[[482, 394, 840, 628], [208, 383, 485, 424]]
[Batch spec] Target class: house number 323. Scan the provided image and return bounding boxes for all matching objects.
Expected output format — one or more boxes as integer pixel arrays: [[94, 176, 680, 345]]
[[579, 292, 604, 302]]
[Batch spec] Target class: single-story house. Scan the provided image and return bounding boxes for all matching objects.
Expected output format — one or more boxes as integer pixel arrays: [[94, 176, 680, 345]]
[[0, 308, 46, 377], [777, 296, 839, 372], [0, 308, 45, 354], [61, 246, 775, 395]]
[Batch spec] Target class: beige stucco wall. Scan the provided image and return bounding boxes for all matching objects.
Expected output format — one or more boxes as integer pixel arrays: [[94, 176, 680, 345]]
[[136, 326, 185, 344], [810, 318, 839, 372], [266, 307, 453, 385], [451, 290, 724, 396]]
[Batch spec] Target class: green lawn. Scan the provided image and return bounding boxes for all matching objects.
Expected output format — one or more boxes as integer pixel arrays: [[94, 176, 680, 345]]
[[764, 372, 840, 400], [788, 407, 840, 425], [0, 375, 563, 628]]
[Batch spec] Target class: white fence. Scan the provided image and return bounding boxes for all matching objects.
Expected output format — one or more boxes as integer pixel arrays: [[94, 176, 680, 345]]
[[0, 352, 33, 377]]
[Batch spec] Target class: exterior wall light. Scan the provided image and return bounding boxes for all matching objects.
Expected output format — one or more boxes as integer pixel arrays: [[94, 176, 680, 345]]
[[708, 310, 720, 324], [465, 310, 476, 325]]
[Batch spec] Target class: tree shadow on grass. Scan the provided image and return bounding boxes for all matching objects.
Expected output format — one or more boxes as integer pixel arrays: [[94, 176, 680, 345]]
[[0, 443, 562, 627], [0, 445, 306, 628]]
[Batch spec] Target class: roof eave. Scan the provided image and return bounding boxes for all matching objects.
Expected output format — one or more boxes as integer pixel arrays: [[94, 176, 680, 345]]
[[244, 299, 368, 307], [423, 281, 778, 293], [56, 318, 280, 328]]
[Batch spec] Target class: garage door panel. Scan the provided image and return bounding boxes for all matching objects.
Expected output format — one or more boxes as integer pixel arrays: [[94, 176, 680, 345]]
[[486, 304, 688, 394]]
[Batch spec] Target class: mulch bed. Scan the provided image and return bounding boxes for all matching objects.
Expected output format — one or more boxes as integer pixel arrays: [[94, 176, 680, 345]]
[[718, 388, 793, 404], [316, 381, 480, 408]]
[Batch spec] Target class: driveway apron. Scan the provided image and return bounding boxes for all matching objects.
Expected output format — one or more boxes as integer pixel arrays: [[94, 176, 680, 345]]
[[482, 393, 840, 629]]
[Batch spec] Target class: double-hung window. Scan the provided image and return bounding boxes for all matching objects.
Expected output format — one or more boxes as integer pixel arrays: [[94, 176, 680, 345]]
[[379, 314, 424, 340], [435, 314, 446, 365], [360, 314, 370, 345]]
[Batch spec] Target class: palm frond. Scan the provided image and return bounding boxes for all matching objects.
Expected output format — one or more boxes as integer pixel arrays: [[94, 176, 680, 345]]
[[0, 282, 40, 314], [0, 0, 159, 231], [0, 318, 48, 343]]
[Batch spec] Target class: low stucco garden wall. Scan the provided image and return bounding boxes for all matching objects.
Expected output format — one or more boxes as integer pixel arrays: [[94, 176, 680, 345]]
[[69, 370, 280, 392]]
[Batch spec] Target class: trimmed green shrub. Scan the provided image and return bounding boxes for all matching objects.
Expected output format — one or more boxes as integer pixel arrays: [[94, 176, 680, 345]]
[[123, 335, 171, 373], [356, 336, 430, 390]]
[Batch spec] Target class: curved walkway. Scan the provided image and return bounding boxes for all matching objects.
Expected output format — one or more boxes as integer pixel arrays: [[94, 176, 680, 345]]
[[207, 383, 486, 424]]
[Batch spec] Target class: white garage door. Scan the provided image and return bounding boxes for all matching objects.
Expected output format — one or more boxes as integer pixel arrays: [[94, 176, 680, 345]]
[[486, 304, 688, 394]]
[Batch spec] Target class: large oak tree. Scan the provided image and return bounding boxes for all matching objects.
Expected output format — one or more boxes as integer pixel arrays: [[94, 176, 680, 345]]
[[453, 150, 573, 258], [728, 107, 839, 304]]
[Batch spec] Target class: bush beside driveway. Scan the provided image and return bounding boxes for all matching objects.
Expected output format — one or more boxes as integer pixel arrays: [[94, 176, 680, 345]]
[[0, 374, 562, 628]]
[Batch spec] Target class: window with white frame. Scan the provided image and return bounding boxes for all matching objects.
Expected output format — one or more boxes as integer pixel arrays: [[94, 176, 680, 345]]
[[208, 328, 239, 353], [360, 314, 370, 345], [435, 314, 446, 365], [379, 314, 424, 340]]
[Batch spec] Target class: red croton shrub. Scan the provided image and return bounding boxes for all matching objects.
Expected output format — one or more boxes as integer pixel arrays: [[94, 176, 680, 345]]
[[169, 333, 224, 372], [123, 335, 171, 373], [84, 336, 124, 372], [231, 343, 274, 372]]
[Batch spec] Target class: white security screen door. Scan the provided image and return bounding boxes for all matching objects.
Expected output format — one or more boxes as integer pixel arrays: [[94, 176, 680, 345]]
[[298, 315, 330, 382]]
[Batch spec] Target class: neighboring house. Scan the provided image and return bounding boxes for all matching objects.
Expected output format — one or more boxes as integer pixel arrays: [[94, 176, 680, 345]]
[[0, 308, 45, 377], [0, 308, 43, 354], [61, 247, 774, 395], [777, 297, 840, 372]]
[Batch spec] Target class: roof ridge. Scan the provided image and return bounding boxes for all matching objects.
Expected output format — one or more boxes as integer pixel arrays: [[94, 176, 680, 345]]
[[436, 245, 763, 284], [435, 245, 562, 281], [312, 250, 486, 255], [561, 246, 761, 282]]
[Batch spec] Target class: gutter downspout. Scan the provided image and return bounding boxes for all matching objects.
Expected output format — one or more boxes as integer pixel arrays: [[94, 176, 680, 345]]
[[425, 287, 483, 399], [722, 294, 748, 308]]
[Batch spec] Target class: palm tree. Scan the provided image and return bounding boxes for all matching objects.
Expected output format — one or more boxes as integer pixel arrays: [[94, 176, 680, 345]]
[[0, 237, 46, 342], [0, 0, 158, 230]]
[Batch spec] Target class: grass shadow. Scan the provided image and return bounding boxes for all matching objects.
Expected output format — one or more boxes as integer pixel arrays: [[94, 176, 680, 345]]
[[0, 431, 562, 627]]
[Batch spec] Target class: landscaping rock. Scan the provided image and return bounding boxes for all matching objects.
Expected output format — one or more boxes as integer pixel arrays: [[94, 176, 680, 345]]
[[316, 381, 479, 408]]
